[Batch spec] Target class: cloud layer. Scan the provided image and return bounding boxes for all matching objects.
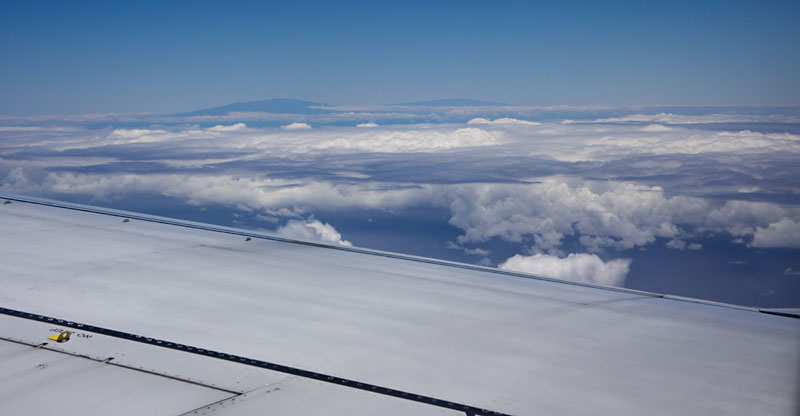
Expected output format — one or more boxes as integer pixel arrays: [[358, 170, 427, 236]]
[[6, 168, 797, 253], [1, 111, 798, 270]]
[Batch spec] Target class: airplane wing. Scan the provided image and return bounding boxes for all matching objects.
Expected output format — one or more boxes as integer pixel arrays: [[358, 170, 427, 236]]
[[1, 192, 798, 415]]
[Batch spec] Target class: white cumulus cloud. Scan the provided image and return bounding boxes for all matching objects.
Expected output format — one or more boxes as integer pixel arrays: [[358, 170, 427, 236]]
[[445, 179, 701, 252], [274, 219, 352, 246], [106, 128, 176, 144], [751, 218, 800, 248], [2, 119, 799, 258], [282, 122, 312, 130], [207, 123, 247, 132], [499, 253, 631, 287], [11, 169, 796, 254], [666, 239, 687, 250], [704, 200, 786, 237]]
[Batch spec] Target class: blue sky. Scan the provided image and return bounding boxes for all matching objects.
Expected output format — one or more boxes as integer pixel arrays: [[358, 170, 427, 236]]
[[1, 0, 799, 114]]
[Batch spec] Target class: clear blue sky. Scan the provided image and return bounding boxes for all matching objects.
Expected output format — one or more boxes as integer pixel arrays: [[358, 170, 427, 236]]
[[1, 0, 798, 114]]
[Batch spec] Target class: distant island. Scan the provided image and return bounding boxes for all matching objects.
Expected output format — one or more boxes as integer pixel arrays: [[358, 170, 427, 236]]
[[174, 98, 509, 117], [174, 98, 331, 117]]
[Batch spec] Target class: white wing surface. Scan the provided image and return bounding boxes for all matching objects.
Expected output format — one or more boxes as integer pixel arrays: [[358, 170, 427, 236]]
[[1, 193, 798, 415]]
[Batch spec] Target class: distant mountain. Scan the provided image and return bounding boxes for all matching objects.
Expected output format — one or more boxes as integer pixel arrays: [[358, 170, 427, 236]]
[[174, 98, 332, 117], [173, 97, 510, 118], [395, 99, 507, 107]]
